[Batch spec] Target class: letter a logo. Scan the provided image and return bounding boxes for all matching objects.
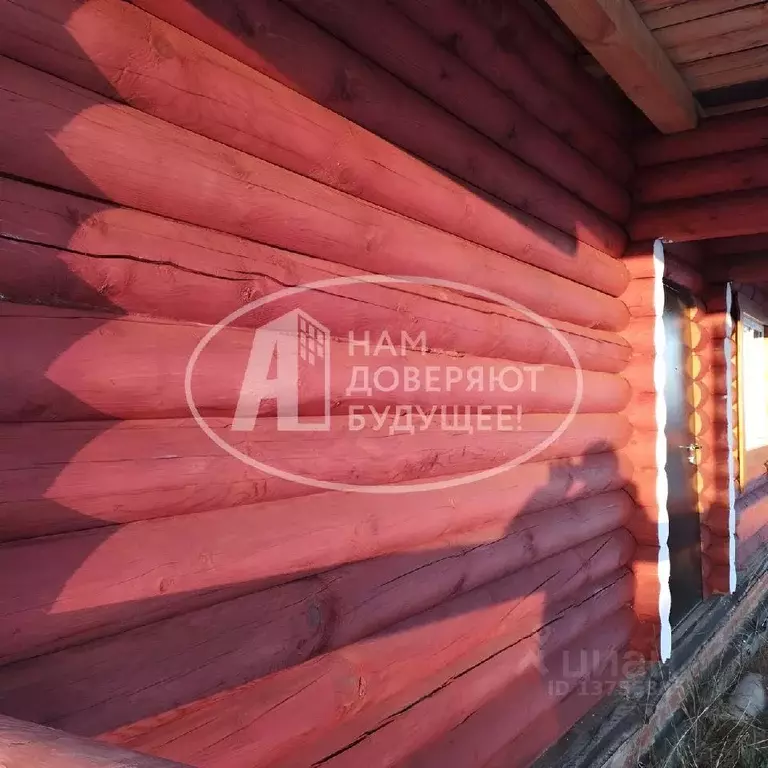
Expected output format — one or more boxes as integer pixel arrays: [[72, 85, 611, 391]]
[[232, 310, 331, 431]]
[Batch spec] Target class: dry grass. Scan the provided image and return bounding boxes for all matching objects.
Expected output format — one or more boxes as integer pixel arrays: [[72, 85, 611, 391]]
[[646, 643, 768, 768]]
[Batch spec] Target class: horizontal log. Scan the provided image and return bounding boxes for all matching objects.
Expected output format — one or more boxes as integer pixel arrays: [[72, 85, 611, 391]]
[[282, 0, 628, 220], [400, 607, 634, 768], [636, 107, 768, 167], [0, 0, 630, 296], [631, 189, 768, 242], [622, 277, 659, 318], [707, 252, 768, 283], [0, 180, 632, 372], [635, 147, 768, 204], [0, 493, 632, 735], [0, 450, 633, 664], [103, 532, 635, 765], [127, 0, 627, 254], [0, 304, 631, 422], [468, 0, 632, 140], [706, 233, 768, 255], [0, 58, 629, 331], [322, 574, 634, 768], [0, 716, 191, 768], [0, 414, 632, 538], [622, 243, 703, 293], [482, 632, 631, 768], [390, 0, 632, 183]]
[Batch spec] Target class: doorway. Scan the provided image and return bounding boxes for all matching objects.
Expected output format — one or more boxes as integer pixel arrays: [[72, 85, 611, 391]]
[[663, 284, 703, 626]]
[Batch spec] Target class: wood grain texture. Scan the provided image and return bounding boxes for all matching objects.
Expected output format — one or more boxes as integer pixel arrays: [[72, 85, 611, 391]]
[[0, 451, 633, 664], [682, 44, 768, 91], [0, 0, 629, 291], [0, 182, 632, 364], [656, 4, 768, 64], [0, 716, 191, 768], [636, 106, 768, 165], [631, 188, 768, 241], [640, 0, 763, 31], [0, 495, 632, 736], [390, 0, 633, 182], [276, 0, 629, 219], [0, 414, 632, 537], [0, 57, 629, 330], [474, 0, 635, 139], [635, 146, 768, 203], [541, 0, 698, 133], [0, 305, 630, 423], [398, 605, 634, 768], [102, 533, 634, 767], [127, 0, 627, 254]]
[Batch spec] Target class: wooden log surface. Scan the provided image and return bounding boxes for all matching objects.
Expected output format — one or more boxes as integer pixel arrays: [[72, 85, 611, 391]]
[[468, 0, 632, 140], [399, 606, 634, 768], [0, 0, 630, 296], [481, 637, 633, 768], [318, 573, 633, 768], [0, 451, 632, 664], [128, 0, 627, 254], [0, 715, 192, 768], [0, 414, 632, 538], [631, 189, 768, 242], [277, 0, 629, 219], [0, 493, 632, 736], [0, 304, 631, 423], [0, 57, 629, 331], [0, 180, 632, 373], [103, 532, 634, 766], [635, 147, 768, 204], [389, 0, 632, 183], [636, 107, 768, 167]]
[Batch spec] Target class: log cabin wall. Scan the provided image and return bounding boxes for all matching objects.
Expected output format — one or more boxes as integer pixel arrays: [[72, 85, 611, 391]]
[[0, 1, 649, 766], [631, 110, 768, 594]]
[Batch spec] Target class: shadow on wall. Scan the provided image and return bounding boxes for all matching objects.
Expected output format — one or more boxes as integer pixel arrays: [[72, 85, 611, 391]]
[[0, 0, 643, 765]]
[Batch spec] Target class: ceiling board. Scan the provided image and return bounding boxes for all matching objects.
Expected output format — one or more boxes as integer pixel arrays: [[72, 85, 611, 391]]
[[640, 0, 763, 31], [655, 5, 768, 64], [682, 45, 768, 91]]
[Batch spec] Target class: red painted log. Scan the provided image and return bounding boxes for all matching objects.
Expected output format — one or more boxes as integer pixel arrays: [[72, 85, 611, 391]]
[[467, 0, 632, 140], [0, 414, 632, 538], [371, 0, 633, 184], [0, 305, 631, 422], [282, 0, 628, 220], [631, 189, 768, 242], [636, 147, 768, 204], [706, 233, 768, 255], [103, 533, 634, 766], [0, 180, 632, 372], [636, 107, 768, 167], [319, 573, 633, 768], [632, 546, 661, 620], [622, 277, 658, 318], [0, 58, 629, 331], [128, 0, 627, 254], [0, 0, 630, 296], [400, 608, 634, 768], [0, 451, 632, 664], [707, 252, 768, 283], [482, 637, 634, 768], [0, 493, 632, 736], [0, 716, 191, 768]]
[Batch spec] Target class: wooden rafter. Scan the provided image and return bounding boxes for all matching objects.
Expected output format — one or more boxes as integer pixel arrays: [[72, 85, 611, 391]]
[[540, 0, 699, 133]]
